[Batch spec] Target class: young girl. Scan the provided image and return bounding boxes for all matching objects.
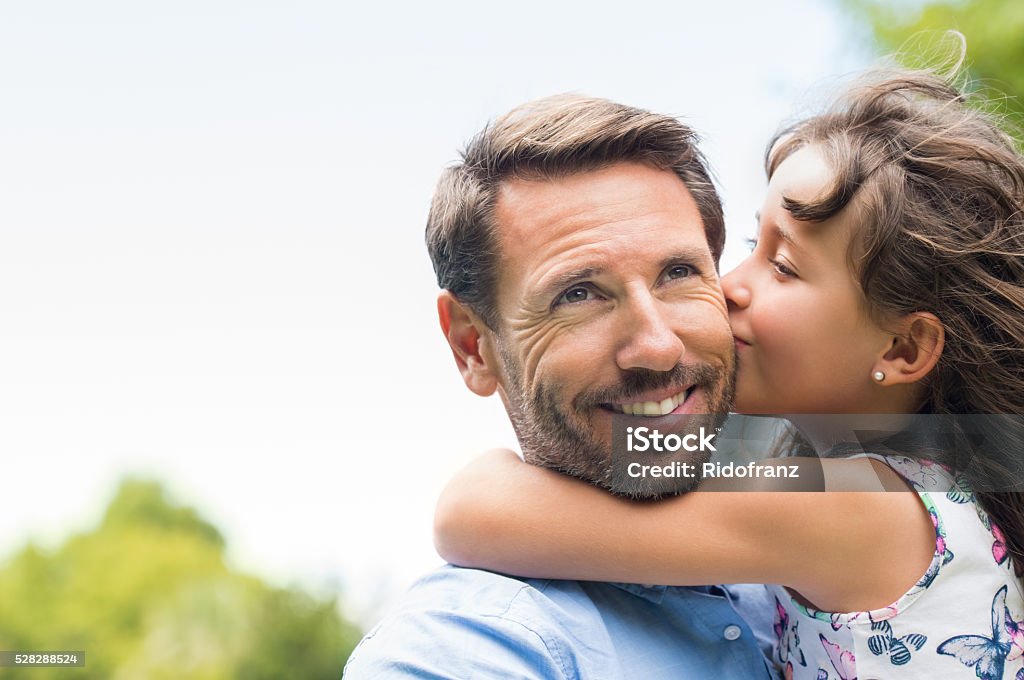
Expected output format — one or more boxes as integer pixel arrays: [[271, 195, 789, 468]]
[[434, 68, 1024, 679]]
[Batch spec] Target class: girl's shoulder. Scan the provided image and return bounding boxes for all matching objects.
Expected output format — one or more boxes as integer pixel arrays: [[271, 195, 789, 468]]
[[850, 452, 956, 493], [772, 455, 1024, 679], [772, 577, 1024, 680]]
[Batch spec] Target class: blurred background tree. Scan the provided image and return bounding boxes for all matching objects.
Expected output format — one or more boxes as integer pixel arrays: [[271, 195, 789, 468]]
[[0, 479, 362, 679], [846, 0, 1024, 124]]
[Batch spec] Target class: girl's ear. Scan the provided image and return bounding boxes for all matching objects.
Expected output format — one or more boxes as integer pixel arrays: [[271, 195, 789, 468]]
[[437, 291, 501, 397], [873, 312, 945, 386]]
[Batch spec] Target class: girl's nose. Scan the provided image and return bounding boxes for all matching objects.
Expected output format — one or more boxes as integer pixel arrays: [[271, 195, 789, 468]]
[[721, 262, 752, 311]]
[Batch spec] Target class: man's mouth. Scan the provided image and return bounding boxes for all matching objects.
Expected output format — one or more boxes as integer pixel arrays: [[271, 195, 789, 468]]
[[602, 386, 696, 416]]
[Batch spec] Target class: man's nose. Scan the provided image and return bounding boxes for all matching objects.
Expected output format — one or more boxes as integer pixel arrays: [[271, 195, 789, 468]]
[[721, 262, 751, 311], [614, 296, 685, 372]]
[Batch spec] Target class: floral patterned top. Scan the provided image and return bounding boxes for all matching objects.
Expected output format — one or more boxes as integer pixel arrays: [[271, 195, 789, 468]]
[[769, 455, 1024, 680]]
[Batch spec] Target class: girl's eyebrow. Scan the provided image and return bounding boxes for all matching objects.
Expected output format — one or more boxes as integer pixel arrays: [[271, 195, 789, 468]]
[[753, 211, 800, 249], [774, 225, 798, 248]]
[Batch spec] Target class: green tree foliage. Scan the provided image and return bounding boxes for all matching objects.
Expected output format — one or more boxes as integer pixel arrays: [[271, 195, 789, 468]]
[[0, 479, 362, 679], [847, 0, 1024, 123]]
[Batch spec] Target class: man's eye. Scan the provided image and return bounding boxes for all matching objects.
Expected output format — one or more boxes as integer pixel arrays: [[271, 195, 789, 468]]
[[556, 285, 598, 305], [664, 264, 695, 280]]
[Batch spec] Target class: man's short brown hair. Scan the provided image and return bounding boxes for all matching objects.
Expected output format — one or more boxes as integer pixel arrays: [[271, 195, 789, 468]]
[[426, 94, 725, 328]]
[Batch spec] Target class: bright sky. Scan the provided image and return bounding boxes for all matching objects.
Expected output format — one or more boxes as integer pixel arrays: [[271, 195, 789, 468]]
[[0, 1, 875, 625]]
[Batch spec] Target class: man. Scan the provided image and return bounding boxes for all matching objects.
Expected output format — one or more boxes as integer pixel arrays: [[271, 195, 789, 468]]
[[343, 95, 778, 679]]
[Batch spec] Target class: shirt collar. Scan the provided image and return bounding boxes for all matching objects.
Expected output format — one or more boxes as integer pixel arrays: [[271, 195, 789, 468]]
[[610, 583, 722, 603]]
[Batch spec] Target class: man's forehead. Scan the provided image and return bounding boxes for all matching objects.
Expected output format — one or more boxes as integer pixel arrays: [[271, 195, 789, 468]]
[[492, 162, 704, 249]]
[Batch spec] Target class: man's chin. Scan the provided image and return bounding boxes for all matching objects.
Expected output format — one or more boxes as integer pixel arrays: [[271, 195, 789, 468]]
[[607, 458, 706, 500], [525, 447, 706, 501], [522, 445, 614, 490], [606, 409, 723, 498]]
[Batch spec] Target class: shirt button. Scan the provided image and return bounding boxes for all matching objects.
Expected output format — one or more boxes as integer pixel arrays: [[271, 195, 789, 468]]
[[723, 624, 742, 641]]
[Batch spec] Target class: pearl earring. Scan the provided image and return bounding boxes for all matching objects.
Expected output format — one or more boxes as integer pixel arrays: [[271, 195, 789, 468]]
[[873, 371, 885, 382]]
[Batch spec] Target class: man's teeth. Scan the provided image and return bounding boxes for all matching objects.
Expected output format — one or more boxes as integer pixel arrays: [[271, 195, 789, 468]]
[[614, 389, 690, 416]]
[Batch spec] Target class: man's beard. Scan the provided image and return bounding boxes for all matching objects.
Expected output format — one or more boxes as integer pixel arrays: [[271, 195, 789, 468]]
[[497, 343, 736, 495]]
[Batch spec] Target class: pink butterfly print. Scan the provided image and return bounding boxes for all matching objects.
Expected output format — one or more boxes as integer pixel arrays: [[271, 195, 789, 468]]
[[930, 508, 955, 565], [820, 633, 856, 680], [774, 597, 788, 640], [932, 510, 945, 553], [993, 523, 1009, 567]]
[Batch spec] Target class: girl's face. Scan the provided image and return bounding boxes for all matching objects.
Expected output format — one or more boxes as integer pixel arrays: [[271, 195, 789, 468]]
[[722, 145, 892, 414]]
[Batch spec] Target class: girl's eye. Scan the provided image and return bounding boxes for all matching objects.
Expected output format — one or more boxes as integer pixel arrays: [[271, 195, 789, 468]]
[[555, 284, 600, 306], [745, 237, 758, 252], [769, 258, 797, 278]]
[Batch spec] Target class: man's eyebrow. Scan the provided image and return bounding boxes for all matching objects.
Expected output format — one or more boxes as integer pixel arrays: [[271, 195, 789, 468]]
[[659, 248, 712, 270], [537, 267, 603, 299]]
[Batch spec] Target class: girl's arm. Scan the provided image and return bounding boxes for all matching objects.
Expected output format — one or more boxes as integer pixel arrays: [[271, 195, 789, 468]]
[[434, 449, 935, 613]]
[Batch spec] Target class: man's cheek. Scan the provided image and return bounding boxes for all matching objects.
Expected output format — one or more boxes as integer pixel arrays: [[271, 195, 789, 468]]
[[511, 321, 584, 382], [678, 310, 733, 355]]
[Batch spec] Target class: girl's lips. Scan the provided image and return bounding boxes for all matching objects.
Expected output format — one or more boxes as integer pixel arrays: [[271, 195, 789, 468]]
[[734, 336, 752, 349]]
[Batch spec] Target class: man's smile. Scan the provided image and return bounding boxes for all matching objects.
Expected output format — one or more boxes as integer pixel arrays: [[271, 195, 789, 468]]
[[601, 385, 696, 416]]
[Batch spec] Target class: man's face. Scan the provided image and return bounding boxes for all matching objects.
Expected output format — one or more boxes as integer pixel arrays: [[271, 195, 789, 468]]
[[485, 162, 735, 488]]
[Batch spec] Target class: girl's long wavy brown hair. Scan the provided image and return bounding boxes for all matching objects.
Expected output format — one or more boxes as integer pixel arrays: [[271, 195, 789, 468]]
[[768, 67, 1024, 576]]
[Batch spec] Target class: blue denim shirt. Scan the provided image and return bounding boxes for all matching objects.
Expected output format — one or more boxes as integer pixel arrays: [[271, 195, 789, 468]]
[[344, 565, 780, 679]]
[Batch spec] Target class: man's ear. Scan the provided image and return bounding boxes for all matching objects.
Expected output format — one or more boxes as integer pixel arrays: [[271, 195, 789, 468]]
[[437, 291, 500, 397], [872, 312, 945, 386]]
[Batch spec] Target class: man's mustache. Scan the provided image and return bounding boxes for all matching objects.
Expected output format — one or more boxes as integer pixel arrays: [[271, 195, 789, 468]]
[[578, 363, 722, 409]]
